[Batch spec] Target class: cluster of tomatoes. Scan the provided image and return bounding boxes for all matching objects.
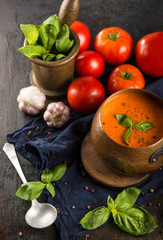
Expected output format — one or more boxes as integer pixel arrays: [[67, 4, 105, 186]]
[[67, 21, 163, 115]]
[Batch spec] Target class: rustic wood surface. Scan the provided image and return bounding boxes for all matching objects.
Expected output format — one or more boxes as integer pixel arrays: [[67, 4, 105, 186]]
[[0, 0, 163, 239]]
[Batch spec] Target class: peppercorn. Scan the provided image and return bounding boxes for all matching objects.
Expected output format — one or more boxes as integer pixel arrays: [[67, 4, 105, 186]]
[[64, 212, 68, 216], [84, 186, 88, 190], [47, 131, 52, 135], [64, 182, 68, 186], [35, 126, 40, 131], [90, 189, 95, 193], [19, 232, 23, 237], [56, 208, 60, 214], [148, 202, 152, 206], [87, 205, 91, 209], [27, 130, 32, 136], [71, 205, 75, 209], [150, 188, 154, 193]]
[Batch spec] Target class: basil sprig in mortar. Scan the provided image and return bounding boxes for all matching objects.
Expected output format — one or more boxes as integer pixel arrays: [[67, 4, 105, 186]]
[[116, 114, 153, 145], [16, 163, 67, 200], [18, 14, 73, 61], [80, 187, 157, 236]]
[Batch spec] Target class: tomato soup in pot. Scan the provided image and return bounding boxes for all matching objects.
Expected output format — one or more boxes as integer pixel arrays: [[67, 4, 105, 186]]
[[101, 91, 163, 148]]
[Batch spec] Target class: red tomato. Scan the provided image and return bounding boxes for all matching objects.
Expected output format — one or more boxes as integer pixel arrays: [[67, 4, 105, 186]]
[[75, 50, 105, 78], [135, 32, 163, 77], [70, 21, 91, 53], [107, 64, 145, 94], [94, 27, 134, 65], [67, 76, 105, 114]]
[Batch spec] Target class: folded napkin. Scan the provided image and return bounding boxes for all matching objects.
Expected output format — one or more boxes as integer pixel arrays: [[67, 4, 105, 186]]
[[7, 77, 163, 240]]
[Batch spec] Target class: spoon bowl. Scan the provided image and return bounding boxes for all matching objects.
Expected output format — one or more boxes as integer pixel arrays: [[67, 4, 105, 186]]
[[3, 143, 57, 228], [25, 199, 57, 228]]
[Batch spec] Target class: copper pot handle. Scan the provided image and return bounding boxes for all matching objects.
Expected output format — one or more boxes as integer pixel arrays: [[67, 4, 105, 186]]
[[149, 147, 163, 163]]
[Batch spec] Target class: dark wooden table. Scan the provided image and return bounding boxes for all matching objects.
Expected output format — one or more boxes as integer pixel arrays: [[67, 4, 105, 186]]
[[0, 0, 163, 239]]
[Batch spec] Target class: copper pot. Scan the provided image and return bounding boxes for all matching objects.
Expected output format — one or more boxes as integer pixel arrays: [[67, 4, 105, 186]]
[[24, 28, 80, 98], [90, 89, 163, 175]]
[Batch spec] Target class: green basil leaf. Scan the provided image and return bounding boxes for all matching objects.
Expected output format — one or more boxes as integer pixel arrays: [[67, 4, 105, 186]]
[[55, 54, 66, 61], [51, 163, 67, 181], [123, 127, 132, 145], [114, 187, 142, 211], [107, 195, 115, 210], [116, 114, 133, 128], [46, 183, 56, 198], [42, 53, 56, 61], [18, 44, 46, 57], [16, 182, 46, 200], [42, 14, 61, 35], [39, 24, 57, 51], [80, 206, 111, 230], [56, 24, 74, 53], [20, 24, 39, 44], [41, 169, 53, 183], [112, 206, 158, 236], [134, 121, 153, 132]]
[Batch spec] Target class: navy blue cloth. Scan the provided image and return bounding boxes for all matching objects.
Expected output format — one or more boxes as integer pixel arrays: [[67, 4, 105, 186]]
[[7, 78, 163, 240]]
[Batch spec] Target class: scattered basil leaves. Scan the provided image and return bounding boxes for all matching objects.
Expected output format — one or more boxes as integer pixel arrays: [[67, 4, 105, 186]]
[[80, 206, 111, 230], [20, 24, 39, 45], [115, 114, 153, 145], [16, 163, 67, 201], [80, 187, 157, 236], [80, 187, 158, 236], [113, 206, 158, 236], [51, 163, 67, 181], [114, 187, 141, 211], [16, 182, 46, 200]]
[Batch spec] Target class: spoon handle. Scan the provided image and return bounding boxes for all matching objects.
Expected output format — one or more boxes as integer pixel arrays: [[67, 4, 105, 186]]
[[3, 143, 27, 184]]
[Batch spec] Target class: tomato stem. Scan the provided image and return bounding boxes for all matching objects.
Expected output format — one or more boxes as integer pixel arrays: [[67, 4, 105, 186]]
[[106, 31, 119, 41], [120, 70, 134, 80]]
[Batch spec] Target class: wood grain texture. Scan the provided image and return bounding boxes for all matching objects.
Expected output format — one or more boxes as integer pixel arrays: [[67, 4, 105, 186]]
[[0, 0, 162, 239]]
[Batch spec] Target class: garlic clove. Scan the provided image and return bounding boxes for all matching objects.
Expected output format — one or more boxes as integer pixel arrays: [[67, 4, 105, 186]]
[[43, 102, 70, 128], [17, 86, 46, 115]]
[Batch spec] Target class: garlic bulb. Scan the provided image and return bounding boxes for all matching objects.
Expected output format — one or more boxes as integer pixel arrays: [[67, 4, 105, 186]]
[[17, 86, 46, 115], [43, 102, 70, 128]]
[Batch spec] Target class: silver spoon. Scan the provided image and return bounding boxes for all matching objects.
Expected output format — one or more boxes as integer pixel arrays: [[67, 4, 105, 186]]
[[3, 143, 57, 228]]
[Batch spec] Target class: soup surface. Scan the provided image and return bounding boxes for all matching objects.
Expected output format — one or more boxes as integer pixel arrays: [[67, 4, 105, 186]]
[[101, 91, 163, 148]]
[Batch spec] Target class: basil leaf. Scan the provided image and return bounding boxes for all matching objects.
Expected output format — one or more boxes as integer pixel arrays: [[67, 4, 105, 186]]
[[116, 114, 133, 128], [20, 24, 39, 44], [42, 14, 61, 35], [41, 169, 53, 183], [123, 127, 132, 145], [80, 206, 111, 230], [46, 183, 56, 197], [134, 121, 153, 132], [39, 24, 57, 51], [112, 206, 158, 235], [18, 44, 46, 57], [56, 24, 74, 53], [51, 163, 67, 181], [42, 53, 56, 61], [114, 187, 142, 211], [107, 195, 115, 210], [55, 54, 66, 61], [16, 182, 46, 200]]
